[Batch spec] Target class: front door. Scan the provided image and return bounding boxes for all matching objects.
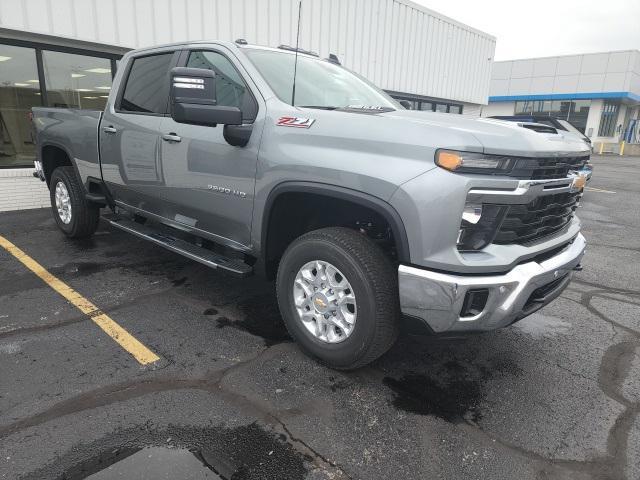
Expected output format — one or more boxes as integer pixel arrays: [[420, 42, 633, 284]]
[[157, 48, 262, 249], [100, 50, 179, 214]]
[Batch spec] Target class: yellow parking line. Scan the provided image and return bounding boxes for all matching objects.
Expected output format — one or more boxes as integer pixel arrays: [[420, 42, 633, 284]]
[[585, 186, 616, 194], [0, 234, 160, 365]]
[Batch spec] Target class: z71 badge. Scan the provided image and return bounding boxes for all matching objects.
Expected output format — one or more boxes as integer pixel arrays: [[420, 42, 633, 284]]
[[276, 116, 315, 128]]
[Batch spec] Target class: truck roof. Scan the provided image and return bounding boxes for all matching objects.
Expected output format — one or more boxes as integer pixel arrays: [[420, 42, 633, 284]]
[[128, 39, 324, 61]]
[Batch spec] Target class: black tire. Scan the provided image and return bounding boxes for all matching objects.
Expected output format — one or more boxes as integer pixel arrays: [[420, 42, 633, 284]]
[[276, 227, 399, 370], [49, 166, 100, 239]]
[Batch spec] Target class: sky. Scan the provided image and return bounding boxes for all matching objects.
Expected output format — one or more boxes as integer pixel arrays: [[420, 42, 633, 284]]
[[412, 0, 640, 60]]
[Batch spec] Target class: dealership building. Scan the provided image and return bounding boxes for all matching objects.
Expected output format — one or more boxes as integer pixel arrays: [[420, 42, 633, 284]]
[[483, 50, 640, 145], [0, 0, 495, 211]]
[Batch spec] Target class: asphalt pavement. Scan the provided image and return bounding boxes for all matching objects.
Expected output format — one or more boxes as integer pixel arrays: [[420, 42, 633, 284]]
[[0, 155, 639, 479]]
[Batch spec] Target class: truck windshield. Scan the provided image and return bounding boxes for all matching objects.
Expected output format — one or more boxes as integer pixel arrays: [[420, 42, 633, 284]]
[[243, 48, 398, 110]]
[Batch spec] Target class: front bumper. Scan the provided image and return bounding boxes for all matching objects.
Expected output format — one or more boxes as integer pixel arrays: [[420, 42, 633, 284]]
[[398, 233, 586, 333]]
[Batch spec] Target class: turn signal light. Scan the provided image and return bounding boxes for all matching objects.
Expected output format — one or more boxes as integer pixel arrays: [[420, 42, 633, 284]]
[[435, 150, 514, 174], [436, 151, 463, 171]]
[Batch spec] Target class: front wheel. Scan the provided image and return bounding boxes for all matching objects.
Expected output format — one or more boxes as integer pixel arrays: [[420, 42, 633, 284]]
[[276, 227, 399, 370], [49, 166, 100, 238]]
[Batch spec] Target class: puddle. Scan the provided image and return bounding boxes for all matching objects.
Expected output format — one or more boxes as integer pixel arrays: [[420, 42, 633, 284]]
[[28, 423, 310, 480], [0, 341, 21, 354], [383, 373, 483, 423], [514, 312, 572, 338], [50, 262, 102, 277], [214, 294, 290, 346], [83, 447, 220, 479], [171, 276, 189, 287]]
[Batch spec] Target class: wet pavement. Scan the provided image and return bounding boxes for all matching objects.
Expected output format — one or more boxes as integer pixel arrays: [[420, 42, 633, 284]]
[[1, 154, 639, 479]]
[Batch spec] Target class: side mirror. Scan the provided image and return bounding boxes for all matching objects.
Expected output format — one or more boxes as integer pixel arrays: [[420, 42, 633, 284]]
[[170, 67, 242, 127], [399, 100, 412, 110]]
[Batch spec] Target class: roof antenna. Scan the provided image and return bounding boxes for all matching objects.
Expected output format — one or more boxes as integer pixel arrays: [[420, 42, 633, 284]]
[[291, 0, 302, 106]]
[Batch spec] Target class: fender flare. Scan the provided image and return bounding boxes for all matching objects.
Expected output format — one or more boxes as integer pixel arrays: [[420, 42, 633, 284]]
[[39, 141, 82, 188], [261, 181, 411, 263]]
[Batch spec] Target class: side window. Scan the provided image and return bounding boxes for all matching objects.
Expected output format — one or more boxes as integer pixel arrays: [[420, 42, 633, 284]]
[[186, 51, 257, 121], [120, 53, 174, 114]]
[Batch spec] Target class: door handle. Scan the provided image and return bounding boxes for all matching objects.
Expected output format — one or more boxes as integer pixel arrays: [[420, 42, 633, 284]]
[[102, 125, 117, 134], [162, 133, 182, 143]]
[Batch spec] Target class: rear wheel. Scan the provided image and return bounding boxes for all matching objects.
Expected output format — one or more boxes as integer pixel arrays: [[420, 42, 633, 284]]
[[276, 227, 399, 370], [49, 166, 99, 238]]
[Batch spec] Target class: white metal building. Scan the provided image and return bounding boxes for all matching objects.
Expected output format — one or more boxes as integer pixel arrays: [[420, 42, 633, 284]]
[[0, 0, 496, 212], [483, 50, 640, 145]]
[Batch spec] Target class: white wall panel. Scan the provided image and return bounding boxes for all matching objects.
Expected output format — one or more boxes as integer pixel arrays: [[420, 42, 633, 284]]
[[556, 56, 582, 76], [2, 0, 495, 104], [603, 72, 626, 91], [490, 50, 640, 99]]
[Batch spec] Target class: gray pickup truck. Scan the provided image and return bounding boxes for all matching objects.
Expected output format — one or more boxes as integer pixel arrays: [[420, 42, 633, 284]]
[[32, 40, 589, 369]]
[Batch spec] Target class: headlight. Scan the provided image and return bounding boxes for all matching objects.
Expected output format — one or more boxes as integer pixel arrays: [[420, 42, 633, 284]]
[[436, 150, 514, 174]]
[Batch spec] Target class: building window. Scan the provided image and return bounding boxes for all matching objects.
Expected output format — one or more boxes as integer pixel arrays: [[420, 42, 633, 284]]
[[0, 40, 120, 168], [515, 101, 532, 114], [0, 44, 41, 168], [42, 51, 112, 110], [515, 99, 592, 133], [388, 93, 463, 114], [598, 101, 620, 137]]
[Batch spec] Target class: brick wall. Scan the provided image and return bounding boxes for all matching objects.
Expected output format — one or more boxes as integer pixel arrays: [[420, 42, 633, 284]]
[[0, 168, 50, 212]]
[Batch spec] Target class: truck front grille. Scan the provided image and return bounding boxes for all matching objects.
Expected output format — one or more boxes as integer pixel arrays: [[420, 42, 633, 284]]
[[494, 190, 581, 245], [509, 156, 589, 180]]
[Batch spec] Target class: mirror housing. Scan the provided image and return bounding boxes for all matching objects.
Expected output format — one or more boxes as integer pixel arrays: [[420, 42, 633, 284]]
[[399, 100, 412, 110], [170, 67, 242, 127]]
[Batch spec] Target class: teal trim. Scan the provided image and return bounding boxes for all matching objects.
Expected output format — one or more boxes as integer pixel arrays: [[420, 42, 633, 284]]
[[489, 91, 640, 103]]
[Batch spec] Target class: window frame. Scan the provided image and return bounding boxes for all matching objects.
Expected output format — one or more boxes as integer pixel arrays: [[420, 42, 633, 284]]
[[0, 37, 121, 168], [115, 50, 181, 117], [177, 48, 260, 124], [0, 37, 120, 109]]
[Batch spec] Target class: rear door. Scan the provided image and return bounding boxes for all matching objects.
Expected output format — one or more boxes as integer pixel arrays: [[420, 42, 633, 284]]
[[156, 47, 262, 249], [100, 49, 179, 213]]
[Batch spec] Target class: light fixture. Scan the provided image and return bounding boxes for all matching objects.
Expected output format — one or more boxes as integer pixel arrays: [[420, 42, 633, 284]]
[[83, 96, 98, 99], [99, 95, 109, 98], [14, 83, 29, 87], [71, 73, 86, 78], [85, 67, 111, 74], [95, 86, 111, 90], [27, 79, 39, 83], [75, 88, 92, 92], [0, 56, 11, 62], [457, 205, 508, 251], [435, 150, 514, 174], [462, 203, 482, 225]]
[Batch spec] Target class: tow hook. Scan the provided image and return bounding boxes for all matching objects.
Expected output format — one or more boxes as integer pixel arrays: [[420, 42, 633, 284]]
[[573, 264, 583, 272]]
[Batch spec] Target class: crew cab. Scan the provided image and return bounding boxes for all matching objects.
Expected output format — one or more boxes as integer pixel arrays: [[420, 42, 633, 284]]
[[32, 40, 590, 369]]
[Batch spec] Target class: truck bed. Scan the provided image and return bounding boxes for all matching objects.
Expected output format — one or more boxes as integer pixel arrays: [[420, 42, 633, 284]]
[[32, 108, 102, 184]]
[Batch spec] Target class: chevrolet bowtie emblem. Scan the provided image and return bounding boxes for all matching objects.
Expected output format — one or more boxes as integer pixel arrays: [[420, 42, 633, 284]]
[[315, 298, 327, 309]]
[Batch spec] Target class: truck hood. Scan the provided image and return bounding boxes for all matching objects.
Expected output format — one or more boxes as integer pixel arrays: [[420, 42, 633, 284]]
[[263, 102, 591, 201], [379, 109, 591, 157]]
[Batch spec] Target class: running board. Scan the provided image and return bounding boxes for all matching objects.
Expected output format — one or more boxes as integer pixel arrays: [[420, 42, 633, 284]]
[[103, 215, 253, 277]]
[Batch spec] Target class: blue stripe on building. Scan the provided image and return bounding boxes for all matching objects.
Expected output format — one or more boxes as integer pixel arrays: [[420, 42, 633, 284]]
[[488, 91, 640, 102]]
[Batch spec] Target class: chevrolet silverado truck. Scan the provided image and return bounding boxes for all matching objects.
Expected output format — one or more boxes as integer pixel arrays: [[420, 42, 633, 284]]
[[32, 40, 589, 369]]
